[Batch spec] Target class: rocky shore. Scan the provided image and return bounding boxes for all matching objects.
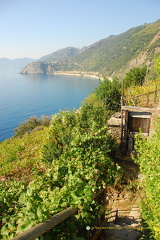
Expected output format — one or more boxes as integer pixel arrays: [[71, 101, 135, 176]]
[[20, 62, 104, 80]]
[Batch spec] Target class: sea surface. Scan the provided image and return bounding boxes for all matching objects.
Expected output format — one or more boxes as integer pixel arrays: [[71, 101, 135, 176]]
[[0, 68, 99, 142]]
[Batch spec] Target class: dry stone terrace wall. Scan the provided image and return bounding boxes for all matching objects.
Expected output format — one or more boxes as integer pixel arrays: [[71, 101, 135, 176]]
[[108, 126, 121, 144], [107, 113, 124, 144]]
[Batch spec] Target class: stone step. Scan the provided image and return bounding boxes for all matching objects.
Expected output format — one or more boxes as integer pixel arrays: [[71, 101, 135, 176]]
[[104, 204, 141, 239]]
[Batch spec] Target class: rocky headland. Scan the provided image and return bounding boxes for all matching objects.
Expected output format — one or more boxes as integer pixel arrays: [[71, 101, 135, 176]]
[[20, 62, 102, 79]]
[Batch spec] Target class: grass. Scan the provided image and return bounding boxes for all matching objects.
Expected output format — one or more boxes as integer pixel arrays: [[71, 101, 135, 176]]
[[0, 127, 49, 180]]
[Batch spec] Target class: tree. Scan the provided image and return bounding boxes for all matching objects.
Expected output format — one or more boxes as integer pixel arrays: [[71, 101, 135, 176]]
[[14, 115, 51, 137], [95, 77, 121, 111], [124, 66, 147, 88]]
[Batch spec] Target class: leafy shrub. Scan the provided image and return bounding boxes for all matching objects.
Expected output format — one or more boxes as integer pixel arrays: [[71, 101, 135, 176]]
[[14, 115, 51, 137], [134, 119, 160, 239], [124, 66, 147, 88], [43, 105, 116, 163], [0, 105, 122, 239], [95, 77, 121, 111]]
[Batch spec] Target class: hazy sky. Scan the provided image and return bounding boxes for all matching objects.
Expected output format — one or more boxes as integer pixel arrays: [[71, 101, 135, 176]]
[[0, 0, 159, 59]]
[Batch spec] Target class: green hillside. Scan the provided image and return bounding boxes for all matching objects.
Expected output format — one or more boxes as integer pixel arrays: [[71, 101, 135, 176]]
[[38, 47, 79, 62], [66, 20, 160, 76], [21, 20, 160, 78]]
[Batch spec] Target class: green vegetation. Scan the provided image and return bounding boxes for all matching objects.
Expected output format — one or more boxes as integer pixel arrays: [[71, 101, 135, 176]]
[[81, 77, 122, 116], [124, 57, 160, 107], [0, 80, 124, 239], [134, 120, 160, 240], [124, 66, 147, 88], [71, 20, 159, 76], [154, 55, 160, 78], [1, 29, 160, 238], [38, 47, 79, 62], [123, 58, 160, 239], [21, 20, 160, 78], [43, 105, 116, 164], [14, 115, 51, 137], [95, 77, 121, 111], [0, 127, 48, 178], [124, 78, 160, 106]]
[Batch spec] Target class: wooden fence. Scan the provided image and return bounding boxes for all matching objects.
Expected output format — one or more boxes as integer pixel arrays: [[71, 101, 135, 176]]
[[124, 87, 160, 107], [11, 188, 108, 240], [11, 207, 77, 240]]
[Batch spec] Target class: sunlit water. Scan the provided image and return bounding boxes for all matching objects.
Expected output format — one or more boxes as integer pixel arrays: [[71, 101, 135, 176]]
[[0, 68, 99, 142]]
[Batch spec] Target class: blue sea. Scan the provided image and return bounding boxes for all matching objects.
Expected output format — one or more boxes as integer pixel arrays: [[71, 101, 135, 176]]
[[0, 68, 99, 142]]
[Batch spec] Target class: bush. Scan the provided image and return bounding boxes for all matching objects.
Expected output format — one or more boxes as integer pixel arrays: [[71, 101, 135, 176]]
[[134, 119, 160, 239], [124, 66, 147, 88], [95, 77, 121, 111], [14, 115, 51, 137], [43, 105, 116, 163], [1, 107, 122, 239]]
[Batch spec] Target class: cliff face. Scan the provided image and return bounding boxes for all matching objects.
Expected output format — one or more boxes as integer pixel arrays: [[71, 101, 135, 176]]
[[21, 62, 43, 74], [20, 62, 55, 75]]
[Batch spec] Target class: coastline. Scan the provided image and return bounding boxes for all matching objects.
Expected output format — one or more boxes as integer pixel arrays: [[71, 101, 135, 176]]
[[53, 71, 104, 80]]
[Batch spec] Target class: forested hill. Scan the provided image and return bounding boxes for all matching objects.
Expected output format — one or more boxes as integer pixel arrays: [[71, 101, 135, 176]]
[[38, 47, 79, 62], [21, 20, 160, 78]]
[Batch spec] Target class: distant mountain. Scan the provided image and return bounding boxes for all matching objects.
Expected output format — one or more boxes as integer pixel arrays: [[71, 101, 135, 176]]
[[21, 20, 160, 78], [0, 57, 35, 69], [38, 47, 79, 62], [68, 20, 160, 77]]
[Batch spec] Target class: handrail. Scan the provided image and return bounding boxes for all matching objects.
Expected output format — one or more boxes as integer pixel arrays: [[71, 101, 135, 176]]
[[11, 188, 106, 240], [124, 88, 160, 101], [11, 207, 77, 240]]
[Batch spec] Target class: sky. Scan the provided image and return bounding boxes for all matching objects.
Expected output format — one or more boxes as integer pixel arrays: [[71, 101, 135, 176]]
[[0, 0, 159, 60]]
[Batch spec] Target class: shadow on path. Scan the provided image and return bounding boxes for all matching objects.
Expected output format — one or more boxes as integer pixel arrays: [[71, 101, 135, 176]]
[[104, 205, 141, 240]]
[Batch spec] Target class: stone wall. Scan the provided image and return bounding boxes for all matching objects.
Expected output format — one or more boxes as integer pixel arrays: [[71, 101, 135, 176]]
[[108, 126, 121, 144]]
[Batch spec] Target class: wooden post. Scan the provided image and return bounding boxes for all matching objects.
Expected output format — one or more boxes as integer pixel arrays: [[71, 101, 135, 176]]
[[120, 96, 123, 150], [147, 94, 149, 106], [154, 85, 157, 103], [124, 110, 129, 155], [122, 79, 124, 98]]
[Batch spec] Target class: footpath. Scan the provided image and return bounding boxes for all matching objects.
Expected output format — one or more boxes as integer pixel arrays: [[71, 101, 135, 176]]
[[100, 158, 142, 240], [104, 194, 141, 240], [99, 113, 143, 240]]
